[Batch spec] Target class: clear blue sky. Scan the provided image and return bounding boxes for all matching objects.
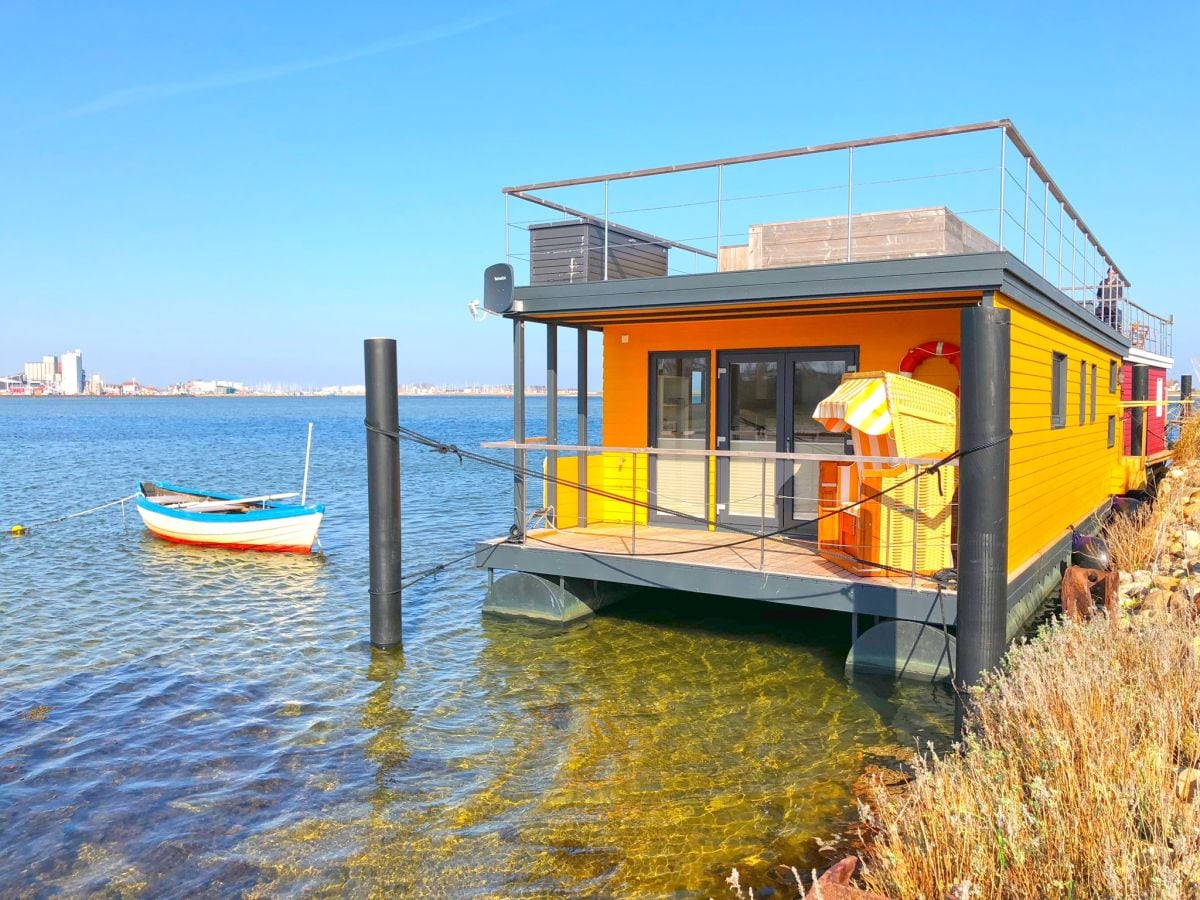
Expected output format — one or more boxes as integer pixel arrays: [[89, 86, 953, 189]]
[[2, 0, 1197, 386]]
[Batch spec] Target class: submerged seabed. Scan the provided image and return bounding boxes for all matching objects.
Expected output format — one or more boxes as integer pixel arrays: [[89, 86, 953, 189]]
[[0, 397, 952, 896]]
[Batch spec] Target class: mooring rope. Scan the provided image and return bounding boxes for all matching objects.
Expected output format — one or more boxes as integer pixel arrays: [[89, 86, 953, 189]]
[[9, 494, 137, 536]]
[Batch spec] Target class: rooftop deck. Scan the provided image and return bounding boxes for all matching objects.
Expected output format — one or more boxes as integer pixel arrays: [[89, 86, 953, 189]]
[[501, 119, 1171, 357]]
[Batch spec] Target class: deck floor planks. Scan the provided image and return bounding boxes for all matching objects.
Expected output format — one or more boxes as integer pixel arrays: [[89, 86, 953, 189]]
[[519, 523, 940, 592]]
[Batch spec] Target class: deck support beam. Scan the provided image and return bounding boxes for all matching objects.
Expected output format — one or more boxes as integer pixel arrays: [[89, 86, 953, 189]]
[[955, 303, 1011, 737], [513, 319, 526, 542], [1131, 364, 1149, 458]]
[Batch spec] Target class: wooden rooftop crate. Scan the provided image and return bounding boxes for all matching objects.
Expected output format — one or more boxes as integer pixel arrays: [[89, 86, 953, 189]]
[[719, 206, 996, 271]]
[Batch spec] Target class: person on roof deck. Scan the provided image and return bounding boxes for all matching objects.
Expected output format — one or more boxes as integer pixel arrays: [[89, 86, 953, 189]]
[[1096, 266, 1124, 331]]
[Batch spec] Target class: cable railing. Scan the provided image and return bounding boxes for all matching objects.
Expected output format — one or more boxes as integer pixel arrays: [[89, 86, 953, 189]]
[[483, 440, 959, 588], [501, 119, 1172, 356]]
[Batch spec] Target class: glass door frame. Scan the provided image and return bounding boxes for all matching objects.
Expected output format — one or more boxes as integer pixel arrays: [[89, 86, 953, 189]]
[[780, 346, 859, 535], [647, 350, 712, 527], [715, 346, 859, 530]]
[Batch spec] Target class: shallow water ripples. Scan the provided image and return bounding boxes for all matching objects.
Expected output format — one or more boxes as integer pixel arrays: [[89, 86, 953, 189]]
[[0, 398, 953, 897]]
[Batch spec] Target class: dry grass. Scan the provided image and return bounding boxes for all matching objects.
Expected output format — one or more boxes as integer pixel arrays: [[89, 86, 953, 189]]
[[1103, 502, 1168, 573], [858, 615, 1200, 899], [1175, 412, 1200, 464]]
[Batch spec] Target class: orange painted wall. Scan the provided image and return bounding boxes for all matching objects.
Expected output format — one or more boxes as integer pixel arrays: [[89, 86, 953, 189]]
[[601, 307, 966, 448]]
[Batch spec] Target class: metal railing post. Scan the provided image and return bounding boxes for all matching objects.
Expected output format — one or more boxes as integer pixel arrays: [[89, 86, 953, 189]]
[[759, 457, 767, 571], [716, 164, 724, 270], [1071, 225, 1077, 300], [1022, 156, 1031, 262], [846, 146, 854, 262], [1042, 182, 1049, 276], [1057, 202, 1064, 289], [998, 126, 1007, 249], [910, 472, 920, 588], [603, 179, 609, 281], [631, 451, 638, 555]]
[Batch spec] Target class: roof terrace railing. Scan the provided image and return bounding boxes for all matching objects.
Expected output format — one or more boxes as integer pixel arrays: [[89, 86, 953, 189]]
[[501, 119, 1171, 356]]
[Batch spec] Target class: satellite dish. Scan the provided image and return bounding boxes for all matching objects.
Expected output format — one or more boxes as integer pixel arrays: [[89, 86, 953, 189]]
[[483, 263, 514, 314]]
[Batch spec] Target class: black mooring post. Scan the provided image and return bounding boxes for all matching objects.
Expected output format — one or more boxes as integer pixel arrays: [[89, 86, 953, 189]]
[[365, 337, 402, 649], [1182, 375, 1193, 401], [955, 304, 1011, 738], [1131, 364, 1149, 457]]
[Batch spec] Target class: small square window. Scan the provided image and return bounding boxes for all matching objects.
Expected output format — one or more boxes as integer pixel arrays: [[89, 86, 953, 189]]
[[1051, 352, 1067, 429], [1108, 415, 1116, 448]]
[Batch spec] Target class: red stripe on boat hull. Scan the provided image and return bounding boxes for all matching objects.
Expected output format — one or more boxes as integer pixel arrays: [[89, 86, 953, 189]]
[[146, 528, 315, 554]]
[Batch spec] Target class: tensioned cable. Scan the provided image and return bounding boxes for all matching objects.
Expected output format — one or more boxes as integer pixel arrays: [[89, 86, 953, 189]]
[[375, 419, 1009, 571]]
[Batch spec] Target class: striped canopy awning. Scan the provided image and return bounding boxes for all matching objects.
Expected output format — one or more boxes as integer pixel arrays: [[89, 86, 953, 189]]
[[813, 376, 892, 435]]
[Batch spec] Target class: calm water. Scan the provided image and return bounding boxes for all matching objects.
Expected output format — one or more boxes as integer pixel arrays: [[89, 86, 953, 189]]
[[0, 397, 952, 896]]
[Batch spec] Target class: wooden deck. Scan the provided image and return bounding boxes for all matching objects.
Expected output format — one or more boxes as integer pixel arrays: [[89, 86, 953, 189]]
[[516, 522, 942, 592]]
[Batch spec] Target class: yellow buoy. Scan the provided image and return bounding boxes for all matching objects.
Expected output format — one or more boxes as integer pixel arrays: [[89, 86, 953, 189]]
[[10, 524, 26, 535]]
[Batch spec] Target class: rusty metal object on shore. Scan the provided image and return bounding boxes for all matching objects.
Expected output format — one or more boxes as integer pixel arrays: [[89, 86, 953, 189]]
[[1061, 565, 1119, 621], [803, 857, 891, 900]]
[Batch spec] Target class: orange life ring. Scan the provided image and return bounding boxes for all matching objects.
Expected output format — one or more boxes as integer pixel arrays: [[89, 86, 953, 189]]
[[899, 341, 961, 393]]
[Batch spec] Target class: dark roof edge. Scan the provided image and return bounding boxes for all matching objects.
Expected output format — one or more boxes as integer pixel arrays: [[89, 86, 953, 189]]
[[998, 254, 1129, 357], [510, 252, 1130, 356]]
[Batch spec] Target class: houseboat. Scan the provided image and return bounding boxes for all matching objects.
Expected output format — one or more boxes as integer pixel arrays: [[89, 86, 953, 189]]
[[474, 120, 1174, 682]]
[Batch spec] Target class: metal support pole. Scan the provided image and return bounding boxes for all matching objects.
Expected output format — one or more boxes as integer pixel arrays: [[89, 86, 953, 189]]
[[716, 164, 724, 269], [955, 304, 1011, 738], [846, 147, 854, 262], [577, 328, 589, 527], [603, 180, 609, 281], [546, 324, 558, 525], [364, 337, 402, 650], [513, 319, 527, 542], [998, 126, 1007, 249], [504, 193, 511, 270], [1022, 156, 1031, 262], [1131, 364, 1149, 458]]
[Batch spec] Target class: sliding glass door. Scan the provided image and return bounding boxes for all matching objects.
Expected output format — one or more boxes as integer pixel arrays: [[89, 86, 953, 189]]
[[717, 348, 856, 534]]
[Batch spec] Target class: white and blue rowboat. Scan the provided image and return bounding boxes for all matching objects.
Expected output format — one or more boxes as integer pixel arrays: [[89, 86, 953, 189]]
[[135, 481, 324, 553]]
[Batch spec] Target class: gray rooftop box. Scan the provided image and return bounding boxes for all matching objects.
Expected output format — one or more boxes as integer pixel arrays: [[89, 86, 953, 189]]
[[529, 220, 668, 285]]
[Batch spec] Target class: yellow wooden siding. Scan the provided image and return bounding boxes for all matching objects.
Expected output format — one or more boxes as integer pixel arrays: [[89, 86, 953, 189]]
[[995, 294, 1124, 574]]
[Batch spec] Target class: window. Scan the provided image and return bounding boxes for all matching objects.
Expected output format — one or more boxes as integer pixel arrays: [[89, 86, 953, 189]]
[[653, 354, 709, 445], [1108, 415, 1116, 448], [1109, 360, 1118, 393], [1051, 352, 1067, 428], [1090, 365, 1098, 423], [1079, 360, 1087, 425]]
